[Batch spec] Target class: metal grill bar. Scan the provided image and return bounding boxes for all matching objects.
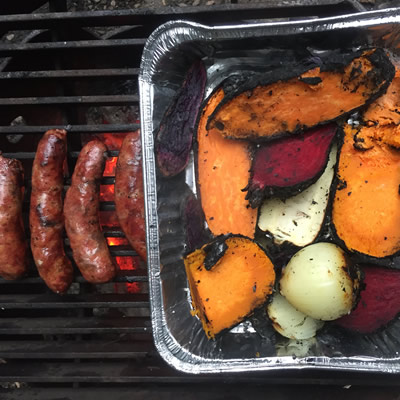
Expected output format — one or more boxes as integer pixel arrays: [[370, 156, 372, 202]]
[[0, 270, 148, 284], [0, 68, 139, 80], [0, 95, 139, 106], [0, 293, 149, 308], [0, 2, 362, 31], [0, 340, 154, 359], [0, 39, 146, 56], [0, 317, 152, 334], [0, 124, 140, 135]]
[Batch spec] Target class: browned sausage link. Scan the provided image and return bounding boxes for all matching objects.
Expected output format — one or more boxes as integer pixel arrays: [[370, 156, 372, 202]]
[[0, 154, 28, 279], [30, 129, 74, 293], [115, 131, 147, 261], [64, 140, 116, 283]]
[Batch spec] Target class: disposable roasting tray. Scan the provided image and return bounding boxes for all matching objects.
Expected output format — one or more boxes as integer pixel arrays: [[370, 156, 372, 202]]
[[139, 8, 400, 374]]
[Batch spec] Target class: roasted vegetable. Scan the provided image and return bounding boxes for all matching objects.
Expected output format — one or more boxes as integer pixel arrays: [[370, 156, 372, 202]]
[[245, 124, 337, 208], [184, 235, 276, 339], [280, 243, 361, 321], [181, 187, 210, 253], [207, 48, 394, 141], [336, 265, 400, 333], [197, 88, 257, 237], [258, 143, 337, 247], [267, 293, 324, 340], [332, 123, 400, 258], [155, 59, 207, 177], [363, 67, 400, 127]]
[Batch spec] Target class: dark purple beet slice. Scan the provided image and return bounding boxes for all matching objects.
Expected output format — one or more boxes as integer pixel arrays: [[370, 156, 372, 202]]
[[182, 189, 210, 253], [336, 265, 400, 334], [245, 124, 337, 208], [155, 60, 207, 177]]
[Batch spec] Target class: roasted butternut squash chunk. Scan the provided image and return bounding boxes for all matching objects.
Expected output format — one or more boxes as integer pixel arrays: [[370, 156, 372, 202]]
[[207, 49, 394, 141], [332, 123, 400, 258], [184, 235, 276, 338], [363, 67, 400, 127], [197, 89, 257, 237]]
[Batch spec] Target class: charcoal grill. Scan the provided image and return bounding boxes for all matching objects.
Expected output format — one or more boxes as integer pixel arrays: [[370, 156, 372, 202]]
[[1, 1, 400, 398]]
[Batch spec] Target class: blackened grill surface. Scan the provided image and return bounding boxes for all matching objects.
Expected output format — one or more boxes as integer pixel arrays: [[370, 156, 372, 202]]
[[1, 1, 400, 398]]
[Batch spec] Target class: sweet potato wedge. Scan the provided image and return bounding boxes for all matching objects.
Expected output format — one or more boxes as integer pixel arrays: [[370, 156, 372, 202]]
[[197, 88, 257, 238], [155, 59, 206, 177], [184, 235, 276, 339], [332, 123, 400, 258], [245, 124, 337, 208], [207, 48, 394, 141]]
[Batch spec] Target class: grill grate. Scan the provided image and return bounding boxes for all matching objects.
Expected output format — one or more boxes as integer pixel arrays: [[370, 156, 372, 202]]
[[2, 0, 400, 397]]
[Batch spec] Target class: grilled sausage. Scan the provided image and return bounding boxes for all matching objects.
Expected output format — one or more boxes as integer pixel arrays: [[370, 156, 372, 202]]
[[30, 129, 74, 293], [0, 154, 28, 279], [64, 140, 116, 283], [115, 131, 147, 261]]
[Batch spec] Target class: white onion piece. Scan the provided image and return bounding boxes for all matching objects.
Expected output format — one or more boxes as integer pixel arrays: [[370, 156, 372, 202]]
[[267, 293, 324, 339], [280, 242, 357, 321], [258, 144, 337, 247]]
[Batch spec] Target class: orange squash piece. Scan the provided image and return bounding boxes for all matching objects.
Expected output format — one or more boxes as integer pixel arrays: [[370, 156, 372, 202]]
[[208, 49, 394, 141], [332, 123, 400, 258], [184, 235, 276, 338], [363, 67, 400, 127], [197, 89, 257, 238]]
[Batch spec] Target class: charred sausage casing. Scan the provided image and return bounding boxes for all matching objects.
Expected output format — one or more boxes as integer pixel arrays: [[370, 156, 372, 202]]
[[64, 140, 116, 283], [0, 154, 28, 279], [115, 131, 147, 261], [30, 129, 74, 293]]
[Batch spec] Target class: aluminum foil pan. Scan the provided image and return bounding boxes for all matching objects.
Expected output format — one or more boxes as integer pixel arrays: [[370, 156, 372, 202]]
[[139, 8, 400, 374]]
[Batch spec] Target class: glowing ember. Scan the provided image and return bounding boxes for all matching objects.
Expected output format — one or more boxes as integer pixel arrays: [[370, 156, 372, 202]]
[[103, 156, 118, 176], [125, 282, 141, 293], [115, 256, 138, 271], [100, 185, 114, 202], [107, 237, 129, 246]]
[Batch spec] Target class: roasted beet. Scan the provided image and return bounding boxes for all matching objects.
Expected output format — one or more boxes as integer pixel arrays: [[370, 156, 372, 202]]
[[182, 188, 210, 253], [245, 124, 337, 208], [155, 59, 207, 177], [336, 265, 400, 334]]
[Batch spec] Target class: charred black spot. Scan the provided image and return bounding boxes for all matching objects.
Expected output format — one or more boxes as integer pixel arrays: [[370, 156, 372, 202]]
[[299, 76, 322, 85], [203, 236, 229, 271], [337, 179, 347, 191], [349, 63, 362, 81], [215, 121, 225, 131]]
